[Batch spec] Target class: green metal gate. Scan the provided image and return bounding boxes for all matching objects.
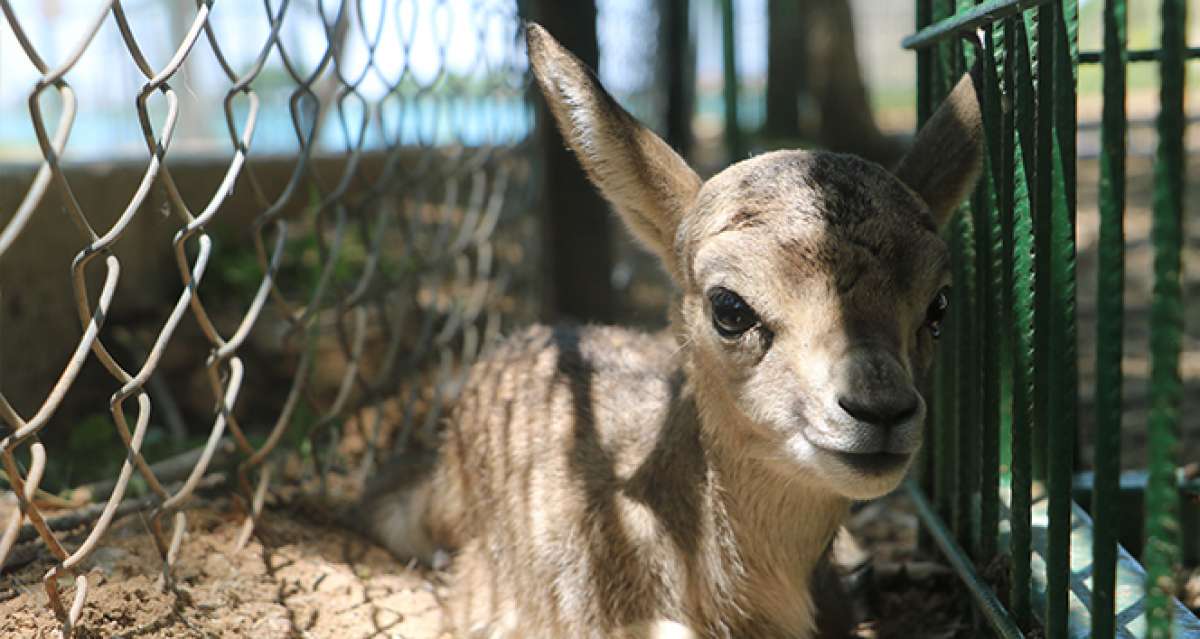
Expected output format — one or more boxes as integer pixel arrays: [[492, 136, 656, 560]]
[[902, 0, 1197, 637]]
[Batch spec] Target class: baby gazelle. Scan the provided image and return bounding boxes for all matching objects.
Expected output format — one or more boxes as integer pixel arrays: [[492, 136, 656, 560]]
[[362, 23, 983, 638]]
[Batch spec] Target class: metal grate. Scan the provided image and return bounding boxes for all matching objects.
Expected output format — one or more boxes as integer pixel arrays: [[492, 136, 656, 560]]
[[0, 0, 533, 633], [905, 0, 1197, 637]]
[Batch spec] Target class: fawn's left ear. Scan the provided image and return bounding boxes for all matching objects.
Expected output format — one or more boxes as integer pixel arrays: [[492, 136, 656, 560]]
[[893, 70, 985, 228]]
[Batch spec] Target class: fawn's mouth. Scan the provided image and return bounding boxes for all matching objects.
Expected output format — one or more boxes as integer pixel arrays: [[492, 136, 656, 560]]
[[821, 448, 911, 476]]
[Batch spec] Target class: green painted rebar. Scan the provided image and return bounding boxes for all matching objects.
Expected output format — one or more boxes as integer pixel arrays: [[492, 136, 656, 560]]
[[1092, 0, 1126, 636], [902, 0, 1053, 50], [934, 0, 958, 101], [1041, 0, 1079, 635], [933, 0, 958, 527], [975, 171, 1002, 557], [1007, 14, 1038, 629], [908, 0, 1190, 635], [917, 0, 934, 127], [954, 0, 982, 556], [1026, 2, 1051, 489], [990, 18, 1016, 488], [1145, 0, 1186, 636], [976, 20, 1008, 563], [916, 0, 935, 502], [1003, 485, 1200, 637], [956, 205, 979, 550], [720, 0, 740, 161], [937, 222, 960, 524], [906, 482, 1026, 639], [1078, 46, 1200, 63]]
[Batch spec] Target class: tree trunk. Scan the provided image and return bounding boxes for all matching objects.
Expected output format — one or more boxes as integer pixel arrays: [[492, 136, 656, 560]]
[[804, 0, 903, 167], [764, 0, 805, 140], [764, 0, 904, 167]]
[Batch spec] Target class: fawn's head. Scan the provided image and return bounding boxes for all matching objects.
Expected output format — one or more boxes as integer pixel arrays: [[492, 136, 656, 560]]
[[527, 24, 983, 499]]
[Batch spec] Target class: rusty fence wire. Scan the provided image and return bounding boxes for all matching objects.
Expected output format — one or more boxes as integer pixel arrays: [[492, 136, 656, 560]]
[[0, 0, 535, 632]]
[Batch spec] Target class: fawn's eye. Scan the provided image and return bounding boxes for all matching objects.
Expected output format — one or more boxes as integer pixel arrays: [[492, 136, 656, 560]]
[[925, 286, 950, 339], [708, 287, 759, 338]]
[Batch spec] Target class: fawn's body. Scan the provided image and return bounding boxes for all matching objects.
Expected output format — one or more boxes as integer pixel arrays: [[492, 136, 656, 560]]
[[362, 24, 983, 638]]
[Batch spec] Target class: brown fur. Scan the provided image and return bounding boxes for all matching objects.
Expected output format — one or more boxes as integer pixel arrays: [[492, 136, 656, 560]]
[[360, 23, 984, 638]]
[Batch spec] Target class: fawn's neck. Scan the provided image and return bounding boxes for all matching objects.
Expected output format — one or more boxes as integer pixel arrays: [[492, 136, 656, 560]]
[[699, 396, 847, 568], [678, 356, 848, 605]]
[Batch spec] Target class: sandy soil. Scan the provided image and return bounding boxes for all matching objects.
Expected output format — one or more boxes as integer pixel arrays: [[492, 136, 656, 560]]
[[1, 491, 447, 638], [1, 478, 986, 638]]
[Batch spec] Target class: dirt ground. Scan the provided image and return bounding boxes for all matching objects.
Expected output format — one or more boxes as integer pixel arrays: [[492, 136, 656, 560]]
[[2, 477, 977, 638], [0, 488, 448, 639]]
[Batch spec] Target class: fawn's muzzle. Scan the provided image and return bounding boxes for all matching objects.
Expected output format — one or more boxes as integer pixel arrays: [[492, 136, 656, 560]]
[[832, 348, 920, 425], [806, 347, 925, 459]]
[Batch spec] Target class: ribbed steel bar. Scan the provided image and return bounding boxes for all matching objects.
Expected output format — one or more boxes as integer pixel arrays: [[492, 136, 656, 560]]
[[991, 18, 1016, 490], [1026, 3, 1052, 490], [1007, 13, 1039, 629], [975, 19, 1008, 563], [916, 0, 936, 503], [954, 0, 981, 555], [933, 0, 960, 527], [1001, 486, 1200, 638], [1144, 0, 1187, 635], [906, 482, 1026, 639], [1091, 0, 1126, 636], [954, 209, 978, 548], [917, 0, 935, 127], [902, 0, 1054, 50], [1042, 0, 1079, 635], [1078, 46, 1200, 63]]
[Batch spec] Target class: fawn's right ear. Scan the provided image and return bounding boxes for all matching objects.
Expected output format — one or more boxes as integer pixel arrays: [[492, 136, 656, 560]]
[[526, 23, 701, 278], [893, 70, 985, 228]]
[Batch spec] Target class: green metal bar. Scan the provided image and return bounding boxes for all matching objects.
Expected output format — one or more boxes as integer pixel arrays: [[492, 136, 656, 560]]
[[905, 482, 1026, 639], [933, 0, 958, 527], [991, 18, 1016, 486], [1079, 46, 1200, 63], [955, 205, 979, 550], [917, 0, 934, 127], [1043, 0, 1079, 635], [1076, 468, 1200, 566], [1007, 14, 1038, 629], [975, 20, 1008, 563], [955, 0, 980, 557], [916, 0, 935, 505], [1145, 0, 1187, 635], [974, 162, 1000, 558], [916, 0, 936, 507], [902, 0, 1053, 50], [720, 0, 741, 161], [934, 0, 959, 98], [1027, 1, 1051, 488], [1026, 8, 1070, 631], [937, 224, 959, 523], [1092, 0, 1126, 636]]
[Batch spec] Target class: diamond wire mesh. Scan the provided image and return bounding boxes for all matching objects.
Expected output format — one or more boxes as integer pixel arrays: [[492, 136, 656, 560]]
[[0, 0, 534, 631]]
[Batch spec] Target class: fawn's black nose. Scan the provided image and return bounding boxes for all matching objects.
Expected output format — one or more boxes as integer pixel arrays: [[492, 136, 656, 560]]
[[837, 392, 919, 427], [832, 348, 920, 427]]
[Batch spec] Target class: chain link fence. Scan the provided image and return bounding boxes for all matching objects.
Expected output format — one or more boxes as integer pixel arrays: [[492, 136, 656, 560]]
[[0, 0, 535, 632]]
